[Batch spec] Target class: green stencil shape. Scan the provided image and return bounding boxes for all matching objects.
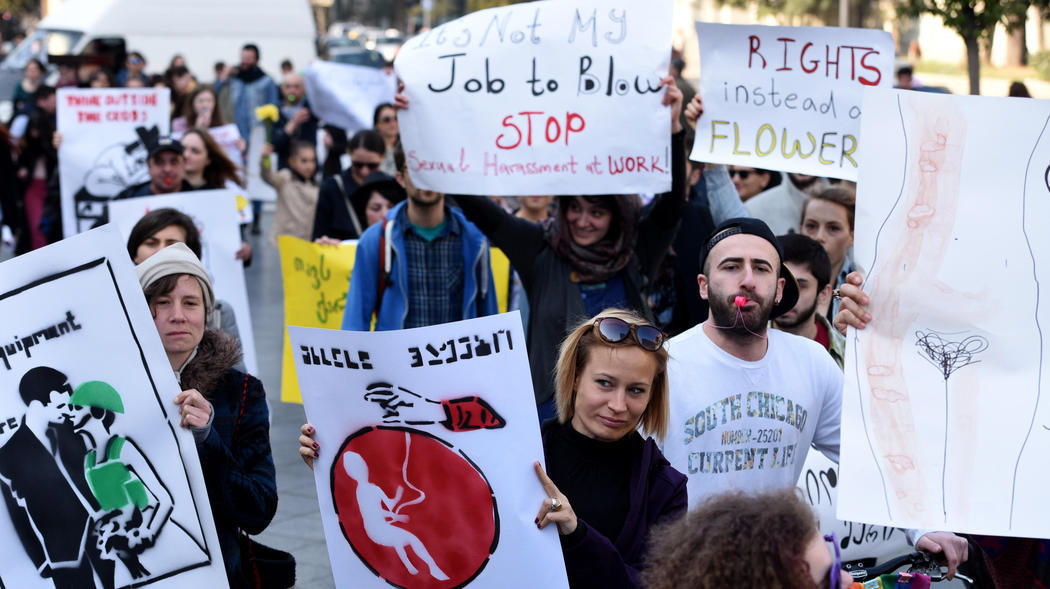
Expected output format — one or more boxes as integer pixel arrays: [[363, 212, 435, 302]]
[[71, 381, 125, 414], [85, 437, 149, 511]]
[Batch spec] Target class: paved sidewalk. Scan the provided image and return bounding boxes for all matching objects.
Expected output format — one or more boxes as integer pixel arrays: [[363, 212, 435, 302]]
[[243, 211, 335, 588]]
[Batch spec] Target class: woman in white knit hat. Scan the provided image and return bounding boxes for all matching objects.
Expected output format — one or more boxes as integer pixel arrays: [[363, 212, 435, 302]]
[[136, 243, 282, 588]]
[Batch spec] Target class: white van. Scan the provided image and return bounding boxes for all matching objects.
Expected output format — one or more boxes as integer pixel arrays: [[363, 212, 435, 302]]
[[0, 0, 317, 100]]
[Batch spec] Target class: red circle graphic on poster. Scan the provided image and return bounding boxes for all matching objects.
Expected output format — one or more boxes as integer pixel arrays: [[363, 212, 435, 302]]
[[332, 426, 499, 589]]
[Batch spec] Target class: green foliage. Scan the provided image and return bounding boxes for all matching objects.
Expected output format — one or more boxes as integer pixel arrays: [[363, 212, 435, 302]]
[[895, 0, 1028, 41], [719, 0, 837, 22], [1032, 51, 1050, 81]]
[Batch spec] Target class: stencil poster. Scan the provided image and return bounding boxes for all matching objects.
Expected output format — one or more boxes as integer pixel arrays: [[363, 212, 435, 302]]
[[289, 313, 568, 589], [0, 226, 227, 588]]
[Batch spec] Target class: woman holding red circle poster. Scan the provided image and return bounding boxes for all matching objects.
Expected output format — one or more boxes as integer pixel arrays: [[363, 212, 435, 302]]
[[299, 308, 687, 588]]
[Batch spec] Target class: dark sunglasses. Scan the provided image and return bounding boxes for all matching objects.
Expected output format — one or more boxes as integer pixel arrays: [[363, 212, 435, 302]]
[[378, 116, 396, 123], [352, 161, 381, 171], [824, 533, 843, 589], [592, 317, 664, 352], [729, 168, 753, 180]]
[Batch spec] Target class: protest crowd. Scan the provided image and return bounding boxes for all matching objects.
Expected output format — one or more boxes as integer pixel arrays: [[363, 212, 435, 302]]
[[0, 4, 1047, 589]]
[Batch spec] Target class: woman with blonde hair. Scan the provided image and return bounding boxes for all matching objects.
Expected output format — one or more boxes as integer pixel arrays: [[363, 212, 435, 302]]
[[531, 307, 685, 588], [297, 308, 685, 587]]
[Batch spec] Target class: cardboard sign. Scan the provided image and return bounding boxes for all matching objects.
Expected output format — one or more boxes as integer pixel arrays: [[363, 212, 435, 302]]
[[290, 313, 568, 589], [395, 0, 673, 195], [57, 88, 171, 237], [692, 23, 893, 181], [0, 226, 228, 588]]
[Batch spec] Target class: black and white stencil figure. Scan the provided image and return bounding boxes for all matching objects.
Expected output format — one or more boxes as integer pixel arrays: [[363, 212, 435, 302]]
[[0, 226, 228, 588], [914, 329, 989, 523], [72, 126, 159, 233]]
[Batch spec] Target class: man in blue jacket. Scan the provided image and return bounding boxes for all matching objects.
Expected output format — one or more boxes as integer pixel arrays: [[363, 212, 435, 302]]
[[342, 147, 498, 330]]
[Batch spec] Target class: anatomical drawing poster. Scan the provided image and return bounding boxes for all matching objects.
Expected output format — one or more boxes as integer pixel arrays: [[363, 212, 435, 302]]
[[289, 313, 569, 589], [0, 226, 228, 588], [837, 88, 1050, 537]]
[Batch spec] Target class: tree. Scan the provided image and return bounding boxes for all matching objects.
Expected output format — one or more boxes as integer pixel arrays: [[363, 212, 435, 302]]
[[896, 0, 1027, 95]]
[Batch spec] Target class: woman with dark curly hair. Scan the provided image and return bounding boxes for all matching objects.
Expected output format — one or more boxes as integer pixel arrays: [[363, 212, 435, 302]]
[[644, 489, 853, 589]]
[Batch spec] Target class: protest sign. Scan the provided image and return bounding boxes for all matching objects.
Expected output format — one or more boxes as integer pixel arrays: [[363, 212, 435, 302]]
[[244, 125, 278, 202], [278, 236, 513, 403], [106, 190, 259, 376], [394, 0, 673, 195], [0, 226, 228, 588], [290, 313, 569, 589], [303, 61, 398, 133], [692, 23, 893, 181], [796, 451, 908, 569], [57, 88, 171, 237], [279, 236, 357, 403], [838, 89, 1050, 537]]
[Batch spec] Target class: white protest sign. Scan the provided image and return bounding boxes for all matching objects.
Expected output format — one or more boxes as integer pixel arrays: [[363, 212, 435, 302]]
[[244, 125, 277, 202], [0, 226, 228, 588], [838, 88, 1050, 537], [796, 451, 909, 569], [106, 190, 259, 376], [57, 88, 171, 237], [290, 313, 570, 589], [692, 23, 892, 181], [303, 60, 398, 133], [395, 0, 673, 195], [174, 124, 245, 168]]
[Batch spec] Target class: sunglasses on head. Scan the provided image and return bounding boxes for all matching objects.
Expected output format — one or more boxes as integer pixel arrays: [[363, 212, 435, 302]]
[[352, 161, 381, 171], [592, 317, 664, 352]]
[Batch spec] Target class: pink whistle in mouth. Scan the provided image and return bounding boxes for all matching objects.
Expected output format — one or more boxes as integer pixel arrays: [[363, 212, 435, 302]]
[[734, 296, 747, 307]]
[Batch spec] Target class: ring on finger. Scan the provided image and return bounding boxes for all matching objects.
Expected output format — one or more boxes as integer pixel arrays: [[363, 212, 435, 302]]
[[548, 497, 562, 513], [832, 289, 842, 300]]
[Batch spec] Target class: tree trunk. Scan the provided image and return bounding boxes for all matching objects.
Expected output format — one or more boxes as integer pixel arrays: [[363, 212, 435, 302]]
[[1006, 10, 1027, 67], [965, 34, 981, 95], [1036, 6, 1046, 52]]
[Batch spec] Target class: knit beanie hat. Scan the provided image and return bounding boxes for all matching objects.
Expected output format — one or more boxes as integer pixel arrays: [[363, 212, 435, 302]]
[[135, 242, 215, 312]]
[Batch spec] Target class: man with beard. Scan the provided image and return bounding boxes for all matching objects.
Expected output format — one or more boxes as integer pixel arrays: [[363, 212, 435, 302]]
[[663, 218, 969, 577], [341, 144, 499, 330], [773, 233, 844, 369], [744, 172, 828, 235]]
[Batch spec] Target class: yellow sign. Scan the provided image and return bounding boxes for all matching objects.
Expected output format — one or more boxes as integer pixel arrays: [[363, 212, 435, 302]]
[[280, 235, 511, 403]]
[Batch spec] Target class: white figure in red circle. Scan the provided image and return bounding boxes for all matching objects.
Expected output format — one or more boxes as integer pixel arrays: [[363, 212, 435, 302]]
[[341, 450, 450, 581]]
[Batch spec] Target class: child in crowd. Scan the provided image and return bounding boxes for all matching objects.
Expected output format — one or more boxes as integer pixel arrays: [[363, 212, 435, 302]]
[[261, 140, 318, 243]]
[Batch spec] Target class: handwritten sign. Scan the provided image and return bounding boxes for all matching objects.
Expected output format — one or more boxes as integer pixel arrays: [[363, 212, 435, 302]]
[[289, 313, 569, 589], [278, 236, 514, 403], [106, 190, 259, 376], [279, 236, 357, 403], [0, 226, 228, 588], [303, 61, 398, 134], [691, 23, 892, 181], [57, 88, 171, 237], [394, 0, 673, 195], [838, 89, 1050, 537]]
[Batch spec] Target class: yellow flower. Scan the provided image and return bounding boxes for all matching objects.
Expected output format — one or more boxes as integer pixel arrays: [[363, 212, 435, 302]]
[[255, 104, 279, 123]]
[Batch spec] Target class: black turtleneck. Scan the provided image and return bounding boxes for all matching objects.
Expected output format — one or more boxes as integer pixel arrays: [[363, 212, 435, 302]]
[[544, 421, 642, 543]]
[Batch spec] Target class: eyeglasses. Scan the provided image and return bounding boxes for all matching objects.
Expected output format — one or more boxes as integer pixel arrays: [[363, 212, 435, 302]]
[[823, 533, 843, 589], [592, 317, 664, 352], [128, 56, 144, 65], [378, 116, 396, 123], [729, 168, 753, 180], [351, 161, 381, 172]]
